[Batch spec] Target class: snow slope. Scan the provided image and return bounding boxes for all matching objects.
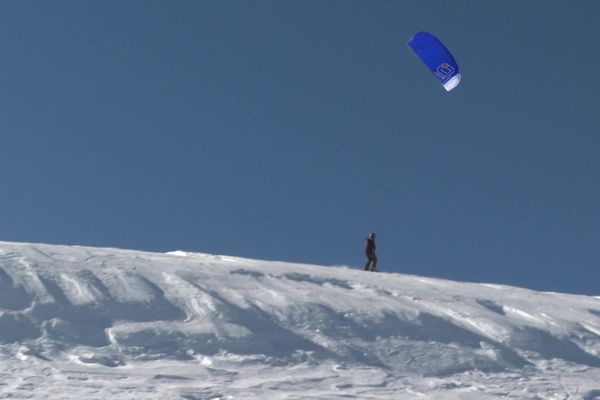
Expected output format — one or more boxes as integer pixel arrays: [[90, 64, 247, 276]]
[[1, 241, 599, 399]]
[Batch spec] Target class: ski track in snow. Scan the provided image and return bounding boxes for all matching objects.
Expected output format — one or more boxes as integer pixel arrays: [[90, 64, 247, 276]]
[[1, 241, 600, 399]]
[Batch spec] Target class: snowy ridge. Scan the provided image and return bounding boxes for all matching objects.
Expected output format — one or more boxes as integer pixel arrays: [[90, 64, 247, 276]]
[[1, 241, 600, 399]]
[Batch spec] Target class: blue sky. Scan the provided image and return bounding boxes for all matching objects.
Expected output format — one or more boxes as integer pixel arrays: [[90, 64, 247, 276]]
[[1, 1, 599, 295]]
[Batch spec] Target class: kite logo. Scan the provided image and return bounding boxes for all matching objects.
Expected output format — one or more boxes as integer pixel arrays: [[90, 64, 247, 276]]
[[435, 63, 456, 80]]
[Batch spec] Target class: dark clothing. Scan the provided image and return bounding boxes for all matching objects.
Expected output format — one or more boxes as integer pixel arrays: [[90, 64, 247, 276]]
[[365, 238, 376, 254], [364, 238, 377, 271], [364, 253, 377, 271]]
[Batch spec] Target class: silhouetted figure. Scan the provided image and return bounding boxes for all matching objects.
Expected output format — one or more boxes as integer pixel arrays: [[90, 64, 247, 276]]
[[364, 232, 377, 271]]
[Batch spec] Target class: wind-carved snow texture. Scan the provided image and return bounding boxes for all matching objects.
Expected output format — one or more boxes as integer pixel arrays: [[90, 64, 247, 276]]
[[0, 242, 600, 399]]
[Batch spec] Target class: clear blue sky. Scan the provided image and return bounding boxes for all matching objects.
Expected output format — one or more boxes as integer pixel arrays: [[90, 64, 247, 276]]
[[1, 1, 598, 295]]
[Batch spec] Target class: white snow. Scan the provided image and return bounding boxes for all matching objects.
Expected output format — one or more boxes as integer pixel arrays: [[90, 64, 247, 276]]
[[1, 241, 599, 399]]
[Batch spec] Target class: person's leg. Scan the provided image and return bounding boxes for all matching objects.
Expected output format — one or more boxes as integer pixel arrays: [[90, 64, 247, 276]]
[[370, 255, 378, 271]]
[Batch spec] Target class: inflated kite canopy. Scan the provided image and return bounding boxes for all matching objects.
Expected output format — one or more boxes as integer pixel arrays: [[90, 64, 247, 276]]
[[408, 32, 461, 92]]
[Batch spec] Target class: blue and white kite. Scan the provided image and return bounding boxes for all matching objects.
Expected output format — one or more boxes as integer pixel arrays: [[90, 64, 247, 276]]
[[408, 32, 461, 92]]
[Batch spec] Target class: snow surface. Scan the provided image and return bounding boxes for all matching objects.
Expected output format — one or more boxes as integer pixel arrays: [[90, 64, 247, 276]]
[[1, 241, 600, 399]]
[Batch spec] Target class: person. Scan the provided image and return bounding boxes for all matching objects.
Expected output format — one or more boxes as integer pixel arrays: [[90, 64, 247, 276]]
[[363, 232, 377, 271]]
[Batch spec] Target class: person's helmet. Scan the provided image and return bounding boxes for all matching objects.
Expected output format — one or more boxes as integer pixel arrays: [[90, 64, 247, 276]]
[[368, 232, 376, 239]]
